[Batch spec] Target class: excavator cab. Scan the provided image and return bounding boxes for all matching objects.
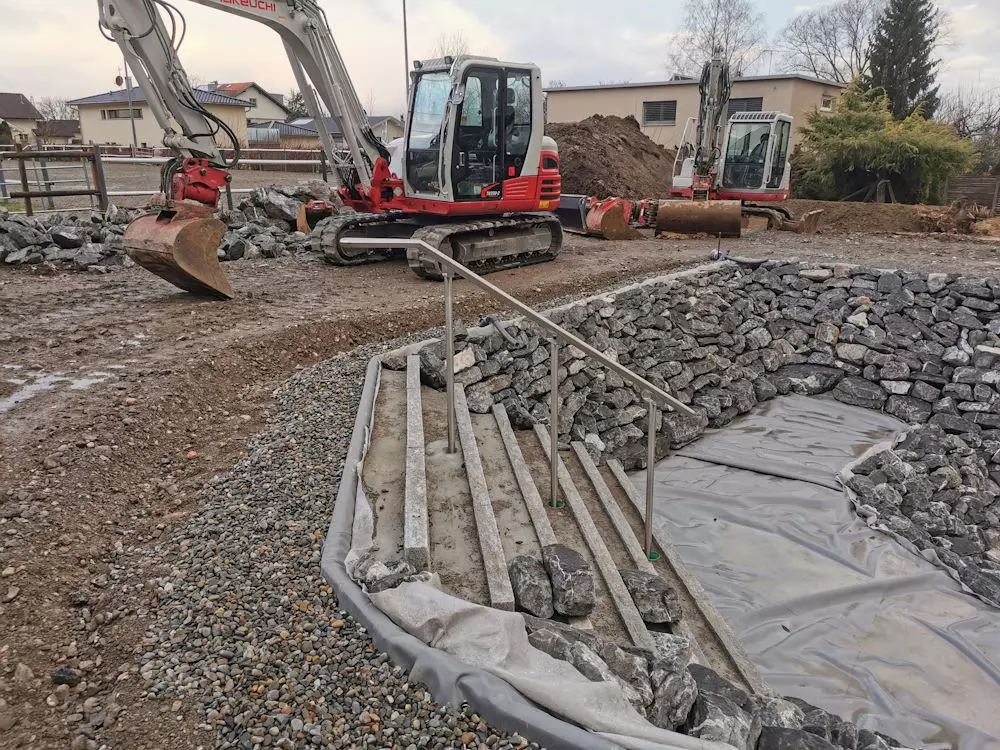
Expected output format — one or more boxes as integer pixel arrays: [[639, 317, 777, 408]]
[[403, 56, 557, 208], [719, 113, 792, 196]]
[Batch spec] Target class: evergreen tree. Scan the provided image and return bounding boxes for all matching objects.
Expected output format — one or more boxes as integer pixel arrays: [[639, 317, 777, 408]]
[[865, 0, 941, 119]]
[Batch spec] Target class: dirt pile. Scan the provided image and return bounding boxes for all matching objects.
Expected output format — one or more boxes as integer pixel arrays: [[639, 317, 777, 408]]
[[547, 115, 675, 199], [777, 199, 933, 234]]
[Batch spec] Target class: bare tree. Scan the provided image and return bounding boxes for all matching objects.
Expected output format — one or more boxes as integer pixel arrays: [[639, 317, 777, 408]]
[[668, 0, 767, 77], [433, 31, 470, 59], [778, 0, 883, 83], [938, 84, 1000, 139], [547, 80, 568, 88], [32, 97, 78, 121]]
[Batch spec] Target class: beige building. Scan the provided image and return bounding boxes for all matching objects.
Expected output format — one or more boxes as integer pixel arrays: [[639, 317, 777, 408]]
[[0, 93, 43, 144], [69, 88, 250, 148], [200, 82, 290, 124], [288, 116, 404, 148], [545, 74, 844, 151]]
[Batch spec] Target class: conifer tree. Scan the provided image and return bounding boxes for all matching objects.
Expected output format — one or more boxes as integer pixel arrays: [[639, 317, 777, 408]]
[[865, 0, 941, 119]]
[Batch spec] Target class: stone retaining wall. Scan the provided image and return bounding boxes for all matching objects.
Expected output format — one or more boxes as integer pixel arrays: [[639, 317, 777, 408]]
[[394, 260, 1000, 603]]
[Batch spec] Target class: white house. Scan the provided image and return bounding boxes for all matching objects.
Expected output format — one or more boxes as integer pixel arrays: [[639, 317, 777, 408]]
[[199, 82, 289, 124]]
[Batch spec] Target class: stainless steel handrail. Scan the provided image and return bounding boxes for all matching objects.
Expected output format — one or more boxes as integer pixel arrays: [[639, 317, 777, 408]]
[[340, 236, 695, 560]]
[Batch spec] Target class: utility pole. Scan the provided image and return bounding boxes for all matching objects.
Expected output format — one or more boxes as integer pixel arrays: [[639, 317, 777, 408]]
[[402, 0, 410, 114], [123, 55, 139, 155]]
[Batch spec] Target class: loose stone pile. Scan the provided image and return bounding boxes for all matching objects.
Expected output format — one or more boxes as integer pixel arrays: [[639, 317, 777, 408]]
[[405, 261, 1000, 604], [0, 205, 137, 272], [216, 182, 338, 261], [522, 616, 904, 750], [0, 182, 338, 270]]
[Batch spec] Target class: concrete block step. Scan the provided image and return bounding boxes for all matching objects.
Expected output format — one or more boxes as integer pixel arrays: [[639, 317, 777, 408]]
[[534, 425, 656, 652], [404, 355, 429, 570], [456, 385, 515, 611], [493, 403, 557, 548], [606, 458, 768, 694], [570, 442, 655, 574]]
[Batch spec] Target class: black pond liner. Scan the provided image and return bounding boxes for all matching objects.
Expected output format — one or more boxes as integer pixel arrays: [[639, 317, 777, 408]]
[[630, 394, 1000, 750]]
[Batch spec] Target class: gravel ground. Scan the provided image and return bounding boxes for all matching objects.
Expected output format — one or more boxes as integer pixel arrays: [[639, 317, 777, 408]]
[[125, 340, 541, 750]]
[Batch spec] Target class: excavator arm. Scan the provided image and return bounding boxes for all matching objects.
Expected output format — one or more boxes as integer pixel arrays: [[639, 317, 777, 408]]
[[97, 0, 390, 200], [97, 0, 399, 299]]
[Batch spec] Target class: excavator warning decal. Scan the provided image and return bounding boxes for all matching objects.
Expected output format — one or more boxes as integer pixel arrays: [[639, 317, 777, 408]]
[[481, 183, 502, 200]]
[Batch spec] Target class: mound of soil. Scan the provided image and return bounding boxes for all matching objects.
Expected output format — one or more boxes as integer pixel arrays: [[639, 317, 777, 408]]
[[777, 199, 930, 234], [547, 115, 675, 199]]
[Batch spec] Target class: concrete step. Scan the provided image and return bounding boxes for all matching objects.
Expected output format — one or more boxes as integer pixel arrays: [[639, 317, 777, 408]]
[[455, 385, 515, 611], [404, 355, 429, 570], [492, 403, 557, 548], [469, 405, 543, 563], [570, 442, 654, 575], [420, 383, 491, 607], [533, 424, 656, 652], [359, 369, 407, 562], [605, 458, 767, 694]]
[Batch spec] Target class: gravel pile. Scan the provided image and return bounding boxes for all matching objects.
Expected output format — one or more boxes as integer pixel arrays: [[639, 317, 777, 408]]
[[119, 343, 540, 750]]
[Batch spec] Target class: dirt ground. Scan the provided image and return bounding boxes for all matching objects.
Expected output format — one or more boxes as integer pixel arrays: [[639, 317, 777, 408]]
[[1, 228, 998, 749]]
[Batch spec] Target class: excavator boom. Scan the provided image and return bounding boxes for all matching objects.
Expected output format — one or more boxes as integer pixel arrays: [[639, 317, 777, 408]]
[[97, 0, 393, 297]]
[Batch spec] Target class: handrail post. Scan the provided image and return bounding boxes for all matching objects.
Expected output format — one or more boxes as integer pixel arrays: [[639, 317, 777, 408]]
[[444, 271, 457, 454], [645, 396, 660, 562], [547, 339, 565, 509]]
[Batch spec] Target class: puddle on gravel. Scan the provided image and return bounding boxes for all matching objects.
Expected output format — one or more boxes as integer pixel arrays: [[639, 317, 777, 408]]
[[1, 367, 119, 413], [631, 395, 1000, 750]]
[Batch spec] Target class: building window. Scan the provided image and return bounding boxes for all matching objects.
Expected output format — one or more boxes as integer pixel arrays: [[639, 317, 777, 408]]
[[643, 100, 677, 126], [821, 95, 835, 112], [726, 97, 763, 118], [249, 97, 258, 107], [103, 108, 143, 120]]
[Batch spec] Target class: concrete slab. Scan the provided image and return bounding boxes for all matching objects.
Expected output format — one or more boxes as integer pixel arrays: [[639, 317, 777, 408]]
[[404, 355, 429, 570], [534, 425, 656, 652], [456, 385, 516, 611]]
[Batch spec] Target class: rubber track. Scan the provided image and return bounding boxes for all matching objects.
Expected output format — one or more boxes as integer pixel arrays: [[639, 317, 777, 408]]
[[406, 214, 564, 280], [313, 211, 407, 266]]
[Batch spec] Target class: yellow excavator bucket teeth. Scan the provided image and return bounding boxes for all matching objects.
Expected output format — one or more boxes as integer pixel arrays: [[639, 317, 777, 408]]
[[124, 204, 232, 299]]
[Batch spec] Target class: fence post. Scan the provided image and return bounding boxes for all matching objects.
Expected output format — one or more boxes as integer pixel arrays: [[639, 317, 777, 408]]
[[0, 155, 8, 201], [91, 145, 110, 212], [34, 138, 55, 210], [15, 144, 33, 216]]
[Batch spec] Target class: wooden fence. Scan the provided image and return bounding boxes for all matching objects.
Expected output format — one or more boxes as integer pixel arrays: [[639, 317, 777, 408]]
[[944, 176, 1000, 214]]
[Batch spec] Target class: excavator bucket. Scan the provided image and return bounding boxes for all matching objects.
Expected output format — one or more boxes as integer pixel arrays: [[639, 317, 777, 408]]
[[296, 200, 338, 234], [124, 203, 232, 299], [655, 200, 742, 238], [584, 198, 641, 240], [774, 208, 823, 235]]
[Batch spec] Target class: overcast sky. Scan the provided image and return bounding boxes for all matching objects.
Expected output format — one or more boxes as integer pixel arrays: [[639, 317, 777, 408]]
[[0, 0, 996, 116]]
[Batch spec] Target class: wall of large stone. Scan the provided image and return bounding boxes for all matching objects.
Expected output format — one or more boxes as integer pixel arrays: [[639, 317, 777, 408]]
[[395, 260, 1000, 603]]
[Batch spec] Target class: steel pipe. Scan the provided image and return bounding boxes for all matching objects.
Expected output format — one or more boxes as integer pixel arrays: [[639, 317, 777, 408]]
[[444, 272, 457, 454], [549, 339, 561, 508], [339, 237, 695, 415], [645, 396, 659, 562]]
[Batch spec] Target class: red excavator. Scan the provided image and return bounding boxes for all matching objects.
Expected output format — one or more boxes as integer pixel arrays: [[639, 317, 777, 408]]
[[97, 0, 563, 298], [664, 52, 822, 236]]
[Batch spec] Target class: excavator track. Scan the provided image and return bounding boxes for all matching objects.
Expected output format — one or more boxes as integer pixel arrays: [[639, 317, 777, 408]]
[[406, 214, 564, 280], [313, 211, 408, 266]]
